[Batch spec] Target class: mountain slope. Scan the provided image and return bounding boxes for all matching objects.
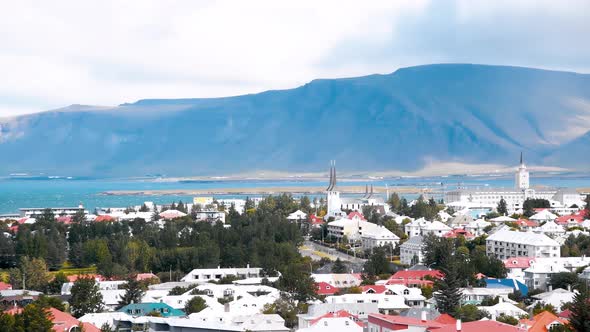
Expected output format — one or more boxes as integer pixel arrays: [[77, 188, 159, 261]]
[[1, 64, 589, 176]]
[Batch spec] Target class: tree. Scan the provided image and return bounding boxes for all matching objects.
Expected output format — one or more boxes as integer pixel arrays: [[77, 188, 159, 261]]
[[434, 265, 462, 317], [523, 198, 550, 217], [21, 303, 54, 331], [118, 275, 145, 309], [422, 235, 454, 270], [277, 261, 317, 302], [550, 272, 579, 290], [332, 258, 347, 273], [496, 315, 518, 326], [184, 296, 207, 314], [497, 198, 508, 216], [8, 256, 50, 291], [35, 294, 67, 312], [100, 323, 115, 332], [46, 272, 68, 295], [363, 247, 389, 277], [456, 304, 488, 322], [69, 276, 103, 318], [569, 284, 590, 332], [388, 193, 401, 213]]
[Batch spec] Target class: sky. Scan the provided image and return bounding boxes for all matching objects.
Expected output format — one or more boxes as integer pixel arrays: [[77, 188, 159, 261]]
[[0, 0, 589, 116]]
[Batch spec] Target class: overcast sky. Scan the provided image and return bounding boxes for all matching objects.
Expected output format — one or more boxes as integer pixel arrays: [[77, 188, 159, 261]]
[[1, 0, 589, 116]]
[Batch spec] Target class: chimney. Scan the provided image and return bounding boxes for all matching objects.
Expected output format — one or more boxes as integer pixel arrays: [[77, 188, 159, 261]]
[[224, 303, 230, 313], [491, 314, 496, 321], [247, 263, 250, 269], [421, 310, 427, 322], [548, 284, 553, 292], [567, 284, 572, 292], [456, 319, 462, 332]]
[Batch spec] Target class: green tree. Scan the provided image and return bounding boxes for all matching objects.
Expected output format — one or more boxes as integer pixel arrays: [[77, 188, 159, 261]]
[[456, 304, 488, 321], [496, 315, 519, 326], [46, 272, 68, 295], [21, 303, 54, 331], [422, 235, 454, 270], [569, 284, 590, 332], [363, 247, 390, 277], [497, 198, 508, 216], [100, 323, 115, 332], [70, 276, 103, 318], [550, 272, 579, 290], [331, 258, 347, 273], [9, 256, 50, 291], [434, 265, 462, 317], [388, 193, 401, 213], [118, 275, 146, 309], [277, 262, 317, 302], [35, 294, 67, 312], [184, 296, 207, 314]]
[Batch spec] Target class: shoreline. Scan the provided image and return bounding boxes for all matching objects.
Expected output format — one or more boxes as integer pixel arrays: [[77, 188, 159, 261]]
[[100, 185, 433, 196]]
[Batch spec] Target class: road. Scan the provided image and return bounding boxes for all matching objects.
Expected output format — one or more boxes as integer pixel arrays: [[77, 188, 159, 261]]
[[299, 240, 367, 264]]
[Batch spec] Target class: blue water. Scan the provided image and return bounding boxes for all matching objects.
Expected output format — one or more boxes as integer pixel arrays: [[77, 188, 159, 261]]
[[1, 173, 589, 214]]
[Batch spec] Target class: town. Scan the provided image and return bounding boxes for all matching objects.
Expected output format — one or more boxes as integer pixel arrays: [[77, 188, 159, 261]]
[[0, 158, 589, 332]]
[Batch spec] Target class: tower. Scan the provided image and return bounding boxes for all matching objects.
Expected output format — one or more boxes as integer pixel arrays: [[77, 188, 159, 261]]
[[515, 152, 530, 190], [326, 160, 343, 218]]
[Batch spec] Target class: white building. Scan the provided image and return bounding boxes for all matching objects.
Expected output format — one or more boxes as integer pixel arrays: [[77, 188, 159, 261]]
[[324, 294, 410, 314], [325, 162, 388, 219], [533, 221, 565, 236], [529, 210, 558, 223], [287, 210, 308, 222], [445, 154, 581, 214], [327, 216, 399, 249], [404, 219, 451, 238], [465, 219, 491, 236], [486, 230, 560, 260], [399, 236, 424, 266], [181, 266, 263, 282], [20, 205, 88, 218]]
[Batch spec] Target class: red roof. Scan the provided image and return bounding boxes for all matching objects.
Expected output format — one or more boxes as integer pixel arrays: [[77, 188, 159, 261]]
[[94, 215, 115, 222], [556, 212, 585, 225], [309, 214, 324, 225], [311, 310, 363, 327], [360, 285, 388, 294], [516, 219, 538, 227], [0, 281, 13, 290], [434, 313, 456, 325], [66, 274, 105, 282], [475, 273, 487, 280], [385, 278, 434, 287], [49, 307, 101, 332], [347, 211, 366, 220], [558, 309, 571, 319], [443, 229, 475, 239], [519, 311, 569, 332], [432, 320, 523, 332], [369, 313, 444, 330], [136, 273, 158, 281], [504, 257, 536, 269], [316, 281, 340, 295], [391, 269, 443, 280]]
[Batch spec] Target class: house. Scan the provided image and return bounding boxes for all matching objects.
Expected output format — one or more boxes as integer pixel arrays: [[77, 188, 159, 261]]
[[443, 228, 475, 239], [465, 219, 491, 236], [404, 218, 428, 238], [119, 302, 185, 317], [324, 294, 410, 314], [312, 273, 362, 288], [486, 230, 560, 260], [49, 307, 101, 332], [308, 214, 324, 228], [0, 289, 42, 307], [421, 221, 452, 237], [287, 210, 307, 221], [459, 287, 513, 305], [298, 302, 379, 328], [193, 210, 226, 224], [478, 299, 527, 317], [519, 311, 569, 332], [529, 288, 576, 311], [504, 257, 535, 282], [484, 278, 528, 296], [399, 236, 424, 265], [316, 281, 339, 296], [533, 221, 565, 236], [144, 314, 288, 332], [367, 313, 445, 332], [515, 219, 539, 231], [79, 312, 134, 331], [523, 261, 569, 291], [529, 210, 558, 223], [429, 320, 525, 332], [297, 312, 363, 332], [181, 266, 263, 282], [0, 281, 13, 290]]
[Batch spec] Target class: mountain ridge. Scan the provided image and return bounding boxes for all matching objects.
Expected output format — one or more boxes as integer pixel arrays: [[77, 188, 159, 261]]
[[1, 63, 589, 176]]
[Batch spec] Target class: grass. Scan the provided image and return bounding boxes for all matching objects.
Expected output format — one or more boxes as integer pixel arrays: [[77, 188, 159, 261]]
[[51, 266, 97, 276]]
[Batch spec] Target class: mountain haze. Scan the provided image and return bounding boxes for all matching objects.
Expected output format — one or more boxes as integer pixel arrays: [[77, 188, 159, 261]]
[[1, 64, 590, 176]]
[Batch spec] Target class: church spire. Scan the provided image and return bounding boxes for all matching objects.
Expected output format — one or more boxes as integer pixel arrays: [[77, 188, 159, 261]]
[[520, 151, 523, 165], [326, 160, 337, 191]]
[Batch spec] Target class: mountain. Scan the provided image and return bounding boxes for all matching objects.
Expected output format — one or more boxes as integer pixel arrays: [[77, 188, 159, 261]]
[[1, 64, 590, 176]]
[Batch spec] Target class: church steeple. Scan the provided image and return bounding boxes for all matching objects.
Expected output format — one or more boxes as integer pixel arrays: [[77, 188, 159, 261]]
[[326, 160, 337, 191], [520, 151, 523, 165]]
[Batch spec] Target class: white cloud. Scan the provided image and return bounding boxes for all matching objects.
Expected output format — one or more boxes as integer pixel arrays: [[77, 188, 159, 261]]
[[0, 0, 587, 116]]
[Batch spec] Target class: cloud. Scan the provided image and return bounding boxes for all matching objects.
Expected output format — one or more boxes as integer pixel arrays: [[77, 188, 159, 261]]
[[0, 0, 588, 116]]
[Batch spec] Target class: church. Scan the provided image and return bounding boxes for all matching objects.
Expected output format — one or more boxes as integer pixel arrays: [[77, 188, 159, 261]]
[[325, 161, 387, 219], [444, 154, 584, 215]]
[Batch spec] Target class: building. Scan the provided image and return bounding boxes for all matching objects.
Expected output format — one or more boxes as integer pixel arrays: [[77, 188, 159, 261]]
[[326, 215, 399, 249], [399, 236, 424, 265], [324, 294, 410, 314], [19, 205, 88, 218], [486, 230, 560, 260], [325, 162, 387, 219], [430, 320, 524, 332], [119, 302, 185, 317], [367, 313, 445, 332], [181, 266, 263, 282], [519, 311, 569, 332], [298, 302, 379, 328], [445, 154, 581, 214]]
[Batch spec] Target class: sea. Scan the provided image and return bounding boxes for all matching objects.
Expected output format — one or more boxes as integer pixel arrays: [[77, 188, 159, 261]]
[[1, 173, 590, 215]]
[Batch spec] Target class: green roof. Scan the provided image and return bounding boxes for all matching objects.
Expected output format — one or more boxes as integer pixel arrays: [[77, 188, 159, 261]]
[[118, 302, 185, 317]]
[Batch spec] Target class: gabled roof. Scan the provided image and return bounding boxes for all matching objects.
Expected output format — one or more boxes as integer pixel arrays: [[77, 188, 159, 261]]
[[310, 310, 363, 327], [360, 285, 387, 294], [519, 311, 569, 332], [347, 211, 366, 221], [486, 230, 559, 246], [503, 257, 535, 269], [316, 282, 339, 295], [443, 229, 475, 239], [433, 313, 456, 324], [390, 269, 443, 280]]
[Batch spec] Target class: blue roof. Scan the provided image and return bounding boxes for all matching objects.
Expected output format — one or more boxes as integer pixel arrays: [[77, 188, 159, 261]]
[[118, 302, 185, 317], [484, 278, 528, 296]]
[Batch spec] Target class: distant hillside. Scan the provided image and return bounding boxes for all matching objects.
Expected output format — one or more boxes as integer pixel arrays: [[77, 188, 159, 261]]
[[1, 64, 589, 176]]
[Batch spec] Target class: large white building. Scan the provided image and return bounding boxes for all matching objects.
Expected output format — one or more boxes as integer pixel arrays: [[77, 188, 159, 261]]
[[444, 154, 583, 214], [399, 236, 424, 266], [326, 213, 400, 249], [486, 230, 560, 260]]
